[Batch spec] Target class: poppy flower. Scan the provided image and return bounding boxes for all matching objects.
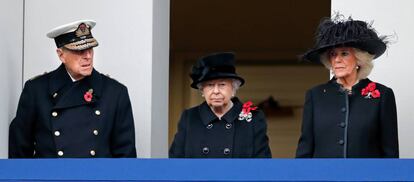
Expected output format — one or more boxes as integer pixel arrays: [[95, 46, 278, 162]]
[[361, 82, 380, 99], [239, 101, 258, 122], [84, 90, 93, 102]]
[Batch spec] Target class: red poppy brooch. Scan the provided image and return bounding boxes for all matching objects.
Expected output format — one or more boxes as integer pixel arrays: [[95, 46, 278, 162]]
[[361, 82, 380, 99], [84, 89, 94, 102], [238, 101, 258, 122]]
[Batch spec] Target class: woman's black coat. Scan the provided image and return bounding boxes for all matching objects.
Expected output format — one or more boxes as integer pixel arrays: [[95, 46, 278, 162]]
[[296, 78, 399, 158], [169, 98, 272, 158]]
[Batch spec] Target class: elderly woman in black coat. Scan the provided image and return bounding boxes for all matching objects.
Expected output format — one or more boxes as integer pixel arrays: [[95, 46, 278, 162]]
[[169, 52, 272, 158], [296, 15, 399, 158]]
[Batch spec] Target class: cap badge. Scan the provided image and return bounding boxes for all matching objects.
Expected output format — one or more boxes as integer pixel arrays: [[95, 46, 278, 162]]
[[75, 23, 90, 38]]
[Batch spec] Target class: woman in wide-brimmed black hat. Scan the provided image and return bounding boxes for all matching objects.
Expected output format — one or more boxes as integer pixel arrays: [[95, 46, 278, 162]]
[[169, 52, 271, 158], [296, 15, 398, 158]]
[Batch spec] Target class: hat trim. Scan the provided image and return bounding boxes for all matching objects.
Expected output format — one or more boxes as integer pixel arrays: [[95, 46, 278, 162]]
[[304, 39, 386, 63], [191, 74, 245, 89], [47, 20, 96, 38], [303, 15, 388, 63], [64, 38, 98, 51]]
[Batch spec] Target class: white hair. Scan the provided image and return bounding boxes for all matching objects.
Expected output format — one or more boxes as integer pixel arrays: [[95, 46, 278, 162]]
[[320, 48, 375, 80], [197, 78, 242, 96]]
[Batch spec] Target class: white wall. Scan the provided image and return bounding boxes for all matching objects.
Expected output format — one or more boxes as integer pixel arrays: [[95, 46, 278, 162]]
[[151, 0, 170, 157], [0, 0, 23, 158], [332, 0, 414, 158], [20, 0, 170, 158]]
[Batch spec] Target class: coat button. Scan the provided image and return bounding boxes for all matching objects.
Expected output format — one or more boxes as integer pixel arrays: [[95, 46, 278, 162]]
[[93, 130, 99, 136], [341, 107, 346, 112], [95, 110, 101, 116], [339, 122, 346, 128], [225, 123, 232, 129], [338, 140, 345, 145], [52, 111, 58, 117], [53, 93, 58, 98], [90, 150, 96, 156], [57, 150, 64, 156], [202, 147, 209, 154], [223, 148, 231, 155], [54, 131, 61, 136], [206, 123, 213, 129]]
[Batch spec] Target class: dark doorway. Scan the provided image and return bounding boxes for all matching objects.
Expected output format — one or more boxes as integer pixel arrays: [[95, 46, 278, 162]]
[[169, 0, 330, 158]]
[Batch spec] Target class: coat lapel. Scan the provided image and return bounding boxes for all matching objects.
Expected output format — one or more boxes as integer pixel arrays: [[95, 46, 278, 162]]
[[222, 97, 243, 123], [48, 64, 73, 105], [328, 77, 371, 96], [199, 102, 217, 126], [199, 97, 243, 125], [50, 65, 103, 109]]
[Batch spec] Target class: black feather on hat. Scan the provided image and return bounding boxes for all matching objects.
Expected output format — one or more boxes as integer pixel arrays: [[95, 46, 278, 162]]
[[190, 52, 245, 89], [303, 14, 388, 63]]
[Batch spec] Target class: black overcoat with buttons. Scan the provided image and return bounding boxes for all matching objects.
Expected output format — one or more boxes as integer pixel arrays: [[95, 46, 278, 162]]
[[9, 64, 137, 158], [296, 78, 399, 158], [169, 98, 272, 158]]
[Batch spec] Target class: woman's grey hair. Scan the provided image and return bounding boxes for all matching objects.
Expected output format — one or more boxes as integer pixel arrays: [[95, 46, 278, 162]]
[[197, 78, 242, 96], [320, 48, 375, 80]]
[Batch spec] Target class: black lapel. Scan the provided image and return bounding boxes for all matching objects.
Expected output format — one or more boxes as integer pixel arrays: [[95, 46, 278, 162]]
[[48, 64, 74, 105], [329, 77, 371, 96], [327, 77, 345, 95], [199, 97, 243, 125], [199, 102, 218, 126], [52, 67, 103, 109], [222, 97, 243, 123], [352, 78, 371, 94]]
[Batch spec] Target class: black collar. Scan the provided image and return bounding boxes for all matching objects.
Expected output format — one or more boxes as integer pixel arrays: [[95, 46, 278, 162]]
[[48, 64, 73, 96], [329, 77, 371, 95], [49, 64, 104, 109], [199, 97, 243, 126]]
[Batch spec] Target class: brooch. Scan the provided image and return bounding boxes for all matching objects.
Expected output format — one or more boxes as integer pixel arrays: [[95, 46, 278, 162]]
[[238, 101, 257, 122], [361, 82, 380, 99]]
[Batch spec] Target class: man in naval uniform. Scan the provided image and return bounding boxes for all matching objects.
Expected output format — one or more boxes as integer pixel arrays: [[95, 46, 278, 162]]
[[9, 20, 137, 158]]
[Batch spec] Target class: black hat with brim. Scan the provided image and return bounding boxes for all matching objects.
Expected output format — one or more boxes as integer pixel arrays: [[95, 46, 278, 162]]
[[190, 52, 245, 89], [303, 16, 387, 63]]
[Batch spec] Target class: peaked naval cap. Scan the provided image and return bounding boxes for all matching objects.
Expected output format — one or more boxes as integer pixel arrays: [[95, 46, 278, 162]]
[[47, 20, 98, 51]]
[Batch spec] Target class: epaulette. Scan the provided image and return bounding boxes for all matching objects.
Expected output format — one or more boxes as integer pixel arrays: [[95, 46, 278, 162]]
[[104, 73, 119, 82], [30, 71, 48, 81]]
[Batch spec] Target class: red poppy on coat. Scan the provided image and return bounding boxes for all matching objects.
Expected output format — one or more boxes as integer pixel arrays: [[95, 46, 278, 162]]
[[371, 89, 381, 98], [361, 82, 381, 99], [366, 82, 377, 92], [242, 101, 257, 114], [361, 88, 369, 96], [84, 91, 93, 102]]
